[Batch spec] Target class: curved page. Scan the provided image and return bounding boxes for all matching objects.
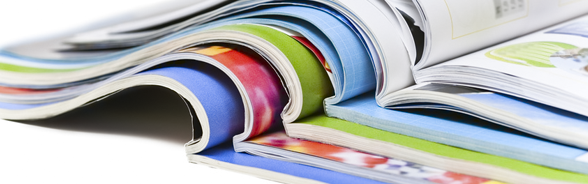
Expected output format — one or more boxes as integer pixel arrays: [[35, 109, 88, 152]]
[[289, 114, 588, 184], [324, 93, 588, 176]]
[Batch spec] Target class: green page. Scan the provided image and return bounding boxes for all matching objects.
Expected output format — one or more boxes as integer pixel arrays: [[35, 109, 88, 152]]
[[298, 114, 588, 183], [0, 63, 80, 73], [213, 24, 333, 120]]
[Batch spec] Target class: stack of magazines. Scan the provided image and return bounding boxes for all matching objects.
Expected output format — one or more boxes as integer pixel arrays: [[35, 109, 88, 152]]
[[4, 0, 588, 183]]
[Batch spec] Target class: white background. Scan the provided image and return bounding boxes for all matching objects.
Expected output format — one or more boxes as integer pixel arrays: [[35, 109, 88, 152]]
[[0, 1, 276, 183]]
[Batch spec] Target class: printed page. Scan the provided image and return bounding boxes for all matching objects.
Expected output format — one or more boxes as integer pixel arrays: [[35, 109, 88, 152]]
[[394, 83, 588, 150], [245, 130, 499, 184], [435, 14, 588, 104], [325, 93, 588, 178], [415, 0, 588, 69], [458, 92, 588, 149]]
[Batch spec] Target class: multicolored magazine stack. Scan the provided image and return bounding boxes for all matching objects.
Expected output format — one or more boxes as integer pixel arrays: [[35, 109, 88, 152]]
[[4, 0, 588, 183]]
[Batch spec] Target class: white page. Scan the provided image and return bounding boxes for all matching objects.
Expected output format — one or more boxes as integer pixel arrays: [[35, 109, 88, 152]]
[[415, 0, 588, 69], [434, 14, 588, 105], [107, 0, 229, 34]]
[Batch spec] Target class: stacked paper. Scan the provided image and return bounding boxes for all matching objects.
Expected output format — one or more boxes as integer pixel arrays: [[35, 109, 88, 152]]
[[3, 0, 588, 183]]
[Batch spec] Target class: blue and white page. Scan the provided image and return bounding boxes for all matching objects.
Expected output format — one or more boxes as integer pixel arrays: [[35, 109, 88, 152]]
[[192, 143, 385, 184], [326, 92, 588, 175], [391, 83, 588, 149]]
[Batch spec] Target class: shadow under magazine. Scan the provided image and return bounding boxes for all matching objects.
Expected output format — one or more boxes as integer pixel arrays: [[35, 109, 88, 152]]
[[14, 86, 194, 145]]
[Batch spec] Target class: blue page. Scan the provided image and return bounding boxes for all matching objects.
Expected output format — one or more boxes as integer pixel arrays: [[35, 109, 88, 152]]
[[326, 93, 588, 175], [0, 101, 54, 110], [227, 6, 375, 103], [394, 85, 588, 147], [137, 64, 245, 150], [0, 63, 245, 150], [460, 93, 588, 134], [196, 143, 385, 184], [150, 64, 377, 183], [0, 63, 382, 183], [548, 21, 588, 38]]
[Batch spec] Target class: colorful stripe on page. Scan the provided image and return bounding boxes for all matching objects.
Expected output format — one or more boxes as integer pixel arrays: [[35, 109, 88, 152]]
[[248, 131, 504, 184], [179, 45, 287, 138]]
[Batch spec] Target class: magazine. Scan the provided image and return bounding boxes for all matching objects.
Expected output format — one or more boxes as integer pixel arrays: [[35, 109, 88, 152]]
[[0, 20, 500, 183], [3, 0, 588, 184], [342, 0, 588, 171], [311, 0, 588, 179]]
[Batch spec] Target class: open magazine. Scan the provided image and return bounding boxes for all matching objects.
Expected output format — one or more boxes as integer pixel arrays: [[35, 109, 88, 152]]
[[0, 21, 505, 184], [0, 4, 501, 183], [317, 0, 588, 180], [3, 0, 588, 183]]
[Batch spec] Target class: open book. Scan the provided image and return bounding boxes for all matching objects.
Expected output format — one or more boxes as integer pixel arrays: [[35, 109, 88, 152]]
[[2, 0, 588, 183]]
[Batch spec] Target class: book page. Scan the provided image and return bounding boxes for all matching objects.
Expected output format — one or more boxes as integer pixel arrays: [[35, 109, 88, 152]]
[[415, 0, 588, 69], [435, 14, 588, 103], [245, 130, 499, 183], [393, 83, 588, 150]]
